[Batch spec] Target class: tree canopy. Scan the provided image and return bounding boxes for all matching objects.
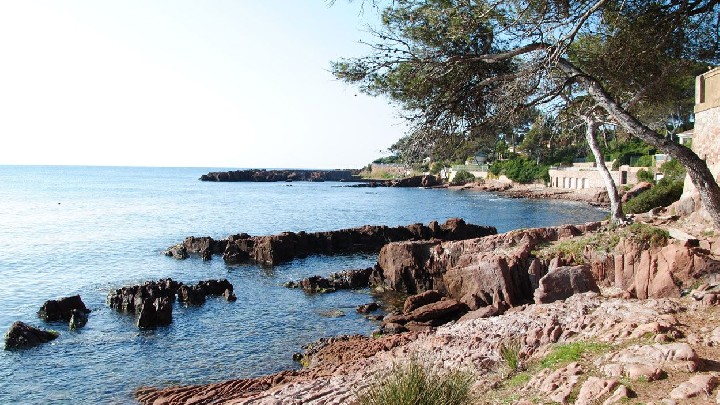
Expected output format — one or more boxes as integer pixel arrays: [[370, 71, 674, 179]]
[[334, 0, 720, 227]]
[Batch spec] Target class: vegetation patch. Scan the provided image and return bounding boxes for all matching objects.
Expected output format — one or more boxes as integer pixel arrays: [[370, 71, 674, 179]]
[[490, 157, 549, 184], [450, 170, 476, 186], [539, 341, 612, 370], [499, 339, 523, 372], [534, 223, 668, 263], [356, 360, 475, 405], [623, 178, 683, 214]]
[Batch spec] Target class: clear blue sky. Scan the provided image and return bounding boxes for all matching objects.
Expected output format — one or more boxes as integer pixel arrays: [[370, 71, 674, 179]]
[[0, 1, 406, 169]]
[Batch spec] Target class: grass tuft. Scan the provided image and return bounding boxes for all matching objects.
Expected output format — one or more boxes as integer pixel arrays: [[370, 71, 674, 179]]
[[539, 341, 612, 369], [499, 339, 523, 372], [356, 360, 475, 405]]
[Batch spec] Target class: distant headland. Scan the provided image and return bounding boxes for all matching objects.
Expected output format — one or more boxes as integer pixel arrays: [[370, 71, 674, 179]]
[[199, 169, 361, 182]]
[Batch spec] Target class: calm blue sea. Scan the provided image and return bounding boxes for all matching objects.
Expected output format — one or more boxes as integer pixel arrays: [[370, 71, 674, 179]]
[[0, 166, 606, 403]]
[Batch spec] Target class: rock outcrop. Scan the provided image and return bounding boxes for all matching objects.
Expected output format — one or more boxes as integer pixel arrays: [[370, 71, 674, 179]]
[[284, 267, 378, 293], [589, 238, 720, 299], [38, 295, 90, 322], [167, 219, 497, 266], [349, 175, 442, 188], [533, 265, 601, 304], [107, 278, 235, 328], [375, 223, 601, 309], [4, 321, 59, 350]]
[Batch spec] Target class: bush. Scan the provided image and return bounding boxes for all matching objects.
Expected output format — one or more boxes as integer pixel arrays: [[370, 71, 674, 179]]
[[623, 178, 684, 214], [491, 157, 549, 183], [660, 159, 686, 181], [451, 170, 475, 185], [356, 361, 475, 405], [635, 155, 655, 167], [636, 168, 655, 183], [429, 162, 446, 175]]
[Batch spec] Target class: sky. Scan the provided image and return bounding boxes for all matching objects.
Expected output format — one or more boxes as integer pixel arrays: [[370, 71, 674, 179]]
[[0, 1, 406, 169]]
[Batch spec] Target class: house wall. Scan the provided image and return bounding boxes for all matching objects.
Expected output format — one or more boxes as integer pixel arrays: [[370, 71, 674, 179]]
[[681, 69, 720, 196], [549, 165, 645, 190]]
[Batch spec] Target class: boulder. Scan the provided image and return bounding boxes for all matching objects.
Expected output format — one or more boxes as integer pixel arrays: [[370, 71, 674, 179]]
[[533, 265, 601, 304], [669, 375, 718, 400], [406, 299, 468, 323], [597, 343, 701, 378], [197, 279, 233, 296], [290, 268, 375, 293], [163, 244, 188, 260], [403, 290, 443, 314], [38, 295, 90, 322], [4, 321, 59, 350], [576, 377, 618, 405], [524, 362, 584, 404], [356, 303, 379, 313]]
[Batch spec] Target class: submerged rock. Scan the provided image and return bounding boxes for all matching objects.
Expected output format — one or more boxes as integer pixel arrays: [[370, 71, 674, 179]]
[[69, 309, 88, 330], [4, 321, 59, 350]]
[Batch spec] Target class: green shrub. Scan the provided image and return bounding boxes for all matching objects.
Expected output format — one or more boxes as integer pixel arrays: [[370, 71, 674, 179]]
[[491, 157, 549, 183], [451, 170, 475, 185], [430, 161, 447, 175], [635, 155, 655, 167], [636, 168, 655, 184], [623, 179, 683, 214], [659, 159, 686, 181], [489, 160, 505, 176], [356, 360, 475, 405], [625, 223, 669, 249]]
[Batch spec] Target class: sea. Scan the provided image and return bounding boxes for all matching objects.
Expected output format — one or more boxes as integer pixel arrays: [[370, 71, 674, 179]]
[[0, 165, 607, 403]]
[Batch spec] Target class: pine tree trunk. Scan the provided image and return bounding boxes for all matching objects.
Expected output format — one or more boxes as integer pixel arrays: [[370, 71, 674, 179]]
[[584, 115, 625, 224], [560, 59, 720, 229]]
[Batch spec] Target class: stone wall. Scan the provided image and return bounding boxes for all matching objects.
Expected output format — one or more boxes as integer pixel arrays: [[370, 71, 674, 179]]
[[677, 68, 720, 218]]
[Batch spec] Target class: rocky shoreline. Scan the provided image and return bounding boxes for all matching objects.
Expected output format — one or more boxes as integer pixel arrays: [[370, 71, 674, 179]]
[[164, 218, 496, 265], [137, 216, 720, 404]]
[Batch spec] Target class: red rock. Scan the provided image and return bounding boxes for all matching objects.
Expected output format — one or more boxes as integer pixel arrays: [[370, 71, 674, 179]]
[[533, 265, 600, 304], [403, 290, 443, 314], [669, 375, 718, 400], [576, 377, 618, 405], [622, 182, 653, 203], [406, 299, 468, 323]]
